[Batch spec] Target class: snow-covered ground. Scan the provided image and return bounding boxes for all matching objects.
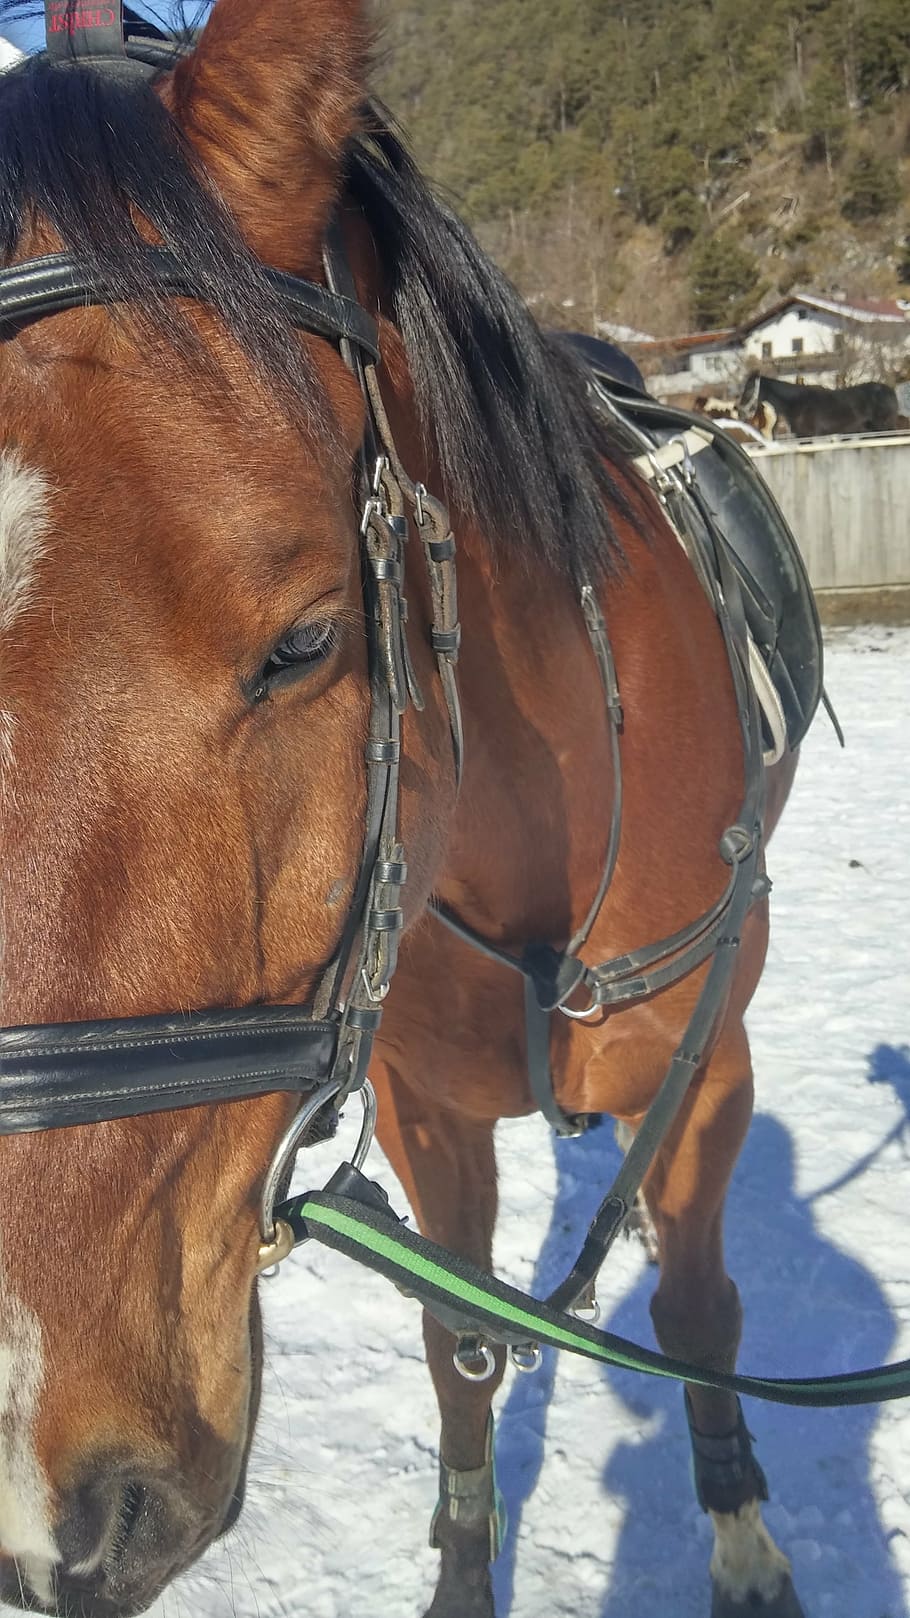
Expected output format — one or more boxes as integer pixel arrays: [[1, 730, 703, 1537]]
[[162, 626, 910, 1618]]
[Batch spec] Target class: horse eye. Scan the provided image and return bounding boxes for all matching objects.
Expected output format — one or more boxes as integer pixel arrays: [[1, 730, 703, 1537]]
[[254, 619, 338, 696]]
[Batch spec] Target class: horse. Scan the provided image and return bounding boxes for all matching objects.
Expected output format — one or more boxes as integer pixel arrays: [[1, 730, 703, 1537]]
[[0, 4, 808, 1616], [739, 370, 899, 436], [696, 392, 781, 441]]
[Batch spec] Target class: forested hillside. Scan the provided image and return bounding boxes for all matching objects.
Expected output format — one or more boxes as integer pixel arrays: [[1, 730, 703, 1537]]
[[371, 0, 910, 335]]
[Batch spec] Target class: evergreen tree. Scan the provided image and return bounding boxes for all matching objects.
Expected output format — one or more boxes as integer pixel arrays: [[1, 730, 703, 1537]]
[[690, 233, 763, 327], [372, 0, 910, 331], [842, 149, 901, 221], [803, 65, 848, 171]]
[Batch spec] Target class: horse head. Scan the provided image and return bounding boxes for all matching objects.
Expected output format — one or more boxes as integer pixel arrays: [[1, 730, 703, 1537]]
[[0, 1, 456, 1610], [737, 371, 762, 422]]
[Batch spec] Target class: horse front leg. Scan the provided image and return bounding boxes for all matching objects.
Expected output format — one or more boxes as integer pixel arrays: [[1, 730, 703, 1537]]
[[638, 1024, 805, 1618], [373, 1063, 504, 1618]]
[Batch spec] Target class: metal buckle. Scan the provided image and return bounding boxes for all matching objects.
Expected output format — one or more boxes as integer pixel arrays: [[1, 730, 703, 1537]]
[[360, 964, 391, 1004], [509, 1343, 543, 1375], [453, 1335, 497, 1382], [558, 992, 602, 1022], [257, 1078, 377, 1259], [666, 432, 696, 486]]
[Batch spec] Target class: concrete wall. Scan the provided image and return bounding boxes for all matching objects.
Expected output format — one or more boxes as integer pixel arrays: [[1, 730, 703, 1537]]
[[747, 433, 910, 591]]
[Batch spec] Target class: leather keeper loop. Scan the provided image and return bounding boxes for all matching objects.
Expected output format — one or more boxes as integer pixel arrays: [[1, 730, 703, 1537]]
[[369, 907, 404, 933], [428, 535, 456, 561], [370, 557, 402, 583], [347, 1005, 384, 1033], [366, 739, 400, 763], [376, 859, 408, 885], [432, 627, 462, 655]]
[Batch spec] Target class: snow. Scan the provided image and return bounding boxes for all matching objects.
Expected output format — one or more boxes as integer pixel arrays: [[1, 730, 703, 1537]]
[[145, 628, 910, 1617]]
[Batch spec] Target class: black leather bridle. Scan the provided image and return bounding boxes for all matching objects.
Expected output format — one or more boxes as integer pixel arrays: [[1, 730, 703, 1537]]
[[0, 31, 464, 1256], [0, 20, 769, 1297]]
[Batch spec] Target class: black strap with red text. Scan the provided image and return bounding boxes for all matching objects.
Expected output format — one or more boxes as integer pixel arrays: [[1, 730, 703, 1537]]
[[45, 0, 126, 61]]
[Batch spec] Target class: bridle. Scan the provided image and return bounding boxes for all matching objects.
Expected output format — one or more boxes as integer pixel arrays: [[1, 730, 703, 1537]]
[[0, 31, 463, 1266], [0, 23, 765, 1290]]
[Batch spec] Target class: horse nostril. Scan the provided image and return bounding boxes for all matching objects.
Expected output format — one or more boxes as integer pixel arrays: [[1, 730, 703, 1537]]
[[56, 1474, 120, 1574], [44, 1462, 227, 1616], [107, 1481, 147, 1566], [57, 1473, 156, 1581]]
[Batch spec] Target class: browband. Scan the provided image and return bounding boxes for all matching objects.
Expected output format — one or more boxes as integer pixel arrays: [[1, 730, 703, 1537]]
[[0, 1007, 338, 1131], [0, 247, 381, 362]]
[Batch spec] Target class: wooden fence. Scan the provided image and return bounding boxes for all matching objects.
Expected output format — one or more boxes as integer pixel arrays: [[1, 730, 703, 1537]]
[[746, 432, 910, 593]]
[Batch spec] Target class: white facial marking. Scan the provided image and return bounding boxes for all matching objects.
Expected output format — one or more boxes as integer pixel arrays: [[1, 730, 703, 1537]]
[[0, 451, 51, 635], [0, 1278, 59, 1585], [710, 1498, 793, 1604]]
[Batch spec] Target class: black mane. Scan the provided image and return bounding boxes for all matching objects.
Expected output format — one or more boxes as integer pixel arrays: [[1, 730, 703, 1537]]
[[346, 109, 627, 579], [0, 39, 627, 578], [0, 50, 325, 419]]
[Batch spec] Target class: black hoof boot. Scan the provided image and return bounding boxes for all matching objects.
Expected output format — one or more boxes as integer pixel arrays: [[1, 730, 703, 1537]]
[[710, 1568, 806, 1617], [424, 1418, 502, 1618]]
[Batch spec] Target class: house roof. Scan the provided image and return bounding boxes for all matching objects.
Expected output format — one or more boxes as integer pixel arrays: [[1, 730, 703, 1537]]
[[738, 291, 910, 334], [595, 318, 654, 345], [625, 328, 735, 355]]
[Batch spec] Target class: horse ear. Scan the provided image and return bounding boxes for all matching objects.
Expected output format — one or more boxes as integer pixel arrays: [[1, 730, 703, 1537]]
[[166, 0, 368, 270]]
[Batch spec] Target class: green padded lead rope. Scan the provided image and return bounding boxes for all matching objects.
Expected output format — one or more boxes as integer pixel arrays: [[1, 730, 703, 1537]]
[[277, 1168, 910, 1410]]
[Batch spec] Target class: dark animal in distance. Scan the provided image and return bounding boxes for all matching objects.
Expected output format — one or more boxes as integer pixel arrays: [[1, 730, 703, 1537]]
[[739, 372, 899, 437]]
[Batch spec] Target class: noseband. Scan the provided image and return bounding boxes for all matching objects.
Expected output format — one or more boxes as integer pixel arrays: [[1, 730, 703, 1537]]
[[0, 35, 464, 1260]]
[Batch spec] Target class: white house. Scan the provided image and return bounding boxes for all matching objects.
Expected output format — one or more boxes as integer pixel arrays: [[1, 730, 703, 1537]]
[[625, 329, 742, 402], [736, 292, 910, 386]]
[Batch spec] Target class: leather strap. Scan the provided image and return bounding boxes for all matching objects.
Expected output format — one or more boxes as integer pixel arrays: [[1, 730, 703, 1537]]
[[0, 249, 381, 361], [0, 1007, 337, 1131]]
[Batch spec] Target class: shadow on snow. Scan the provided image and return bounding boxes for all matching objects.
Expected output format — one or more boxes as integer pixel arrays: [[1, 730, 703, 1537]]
[[492, 1070, 907, 1618]]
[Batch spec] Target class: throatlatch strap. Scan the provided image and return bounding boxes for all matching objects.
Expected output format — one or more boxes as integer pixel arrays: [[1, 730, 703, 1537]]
[[277, 1174, 910, 1410]]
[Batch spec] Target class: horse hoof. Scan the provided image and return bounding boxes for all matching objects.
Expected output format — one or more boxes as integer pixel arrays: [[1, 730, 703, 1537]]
[[711, 1571, 806, 1618], [423, 1587, 495, 1618], [423, 1533, 495, 1618]]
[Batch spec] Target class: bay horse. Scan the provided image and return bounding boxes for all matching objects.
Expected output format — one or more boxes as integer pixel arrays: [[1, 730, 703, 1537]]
[[739, 370, 899, 436], [0, 3, 806, 1615]]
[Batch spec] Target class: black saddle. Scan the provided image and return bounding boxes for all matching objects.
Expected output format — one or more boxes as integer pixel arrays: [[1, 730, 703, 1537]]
[[555, 331, 647, 395], [581, 364, 823, 753]]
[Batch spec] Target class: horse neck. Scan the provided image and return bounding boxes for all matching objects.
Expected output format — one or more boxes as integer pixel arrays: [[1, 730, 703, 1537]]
[[760, 376, 805, 405], [436, 530, 618, 946]]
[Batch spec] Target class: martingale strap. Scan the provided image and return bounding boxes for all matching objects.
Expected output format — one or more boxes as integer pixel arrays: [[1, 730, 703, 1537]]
[[278, 1168, 910, 1410]]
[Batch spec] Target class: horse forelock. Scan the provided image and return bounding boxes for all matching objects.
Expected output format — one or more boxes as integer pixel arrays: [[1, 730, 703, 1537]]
[[0, 55, 332, 437]]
